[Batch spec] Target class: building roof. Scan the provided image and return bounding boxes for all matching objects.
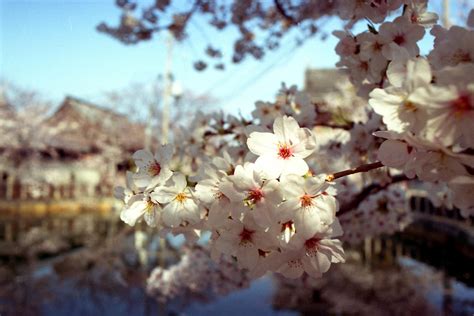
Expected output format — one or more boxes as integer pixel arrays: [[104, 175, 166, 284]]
[[45, 96, 145, 153], [303, 68, 349, 97]]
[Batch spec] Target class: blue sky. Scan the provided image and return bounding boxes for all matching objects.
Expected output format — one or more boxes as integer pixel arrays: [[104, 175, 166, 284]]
[[0, 0, 467, 117]]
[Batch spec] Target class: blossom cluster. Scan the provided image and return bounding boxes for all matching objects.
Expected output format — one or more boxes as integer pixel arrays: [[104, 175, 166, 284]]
[[146, 246, 250, 303], [115, 1, 474, 282], [340, 186, 412, 245], [116, 115, 345, 279], [335, 2, 474, 217]]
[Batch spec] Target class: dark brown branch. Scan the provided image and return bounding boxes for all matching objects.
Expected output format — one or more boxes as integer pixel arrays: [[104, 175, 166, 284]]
[[338, 174, 410, 216], [325, 161, 384, 182], [274, 0, 296, 25]]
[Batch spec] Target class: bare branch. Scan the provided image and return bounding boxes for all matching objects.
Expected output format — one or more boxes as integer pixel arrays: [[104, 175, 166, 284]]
[[325, 161, 384, 182], [338, 174, 410, 216], [274, 0, 296, 25]]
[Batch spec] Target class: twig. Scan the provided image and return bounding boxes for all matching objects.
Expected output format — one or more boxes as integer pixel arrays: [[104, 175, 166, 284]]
[[325, 161, 384, 182], [338, 174, 410, 216], [274, 0, 296, 25]]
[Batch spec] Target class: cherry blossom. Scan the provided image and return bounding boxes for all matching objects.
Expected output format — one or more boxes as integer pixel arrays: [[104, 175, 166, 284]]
[[379, 16, 425, 58], [152, 173, 201, 227], [369, 56, 432, 134], [279, 174, 337, 237], [132, 144, 174, 189], [403, 0, 439, 27], [212, 216, 277, 270], [222, 162, 282, 228], [119, 192, 161, 227], [111, 1, 474, 283], [272, 220, 345, 279], [247, 115, 316, 179]]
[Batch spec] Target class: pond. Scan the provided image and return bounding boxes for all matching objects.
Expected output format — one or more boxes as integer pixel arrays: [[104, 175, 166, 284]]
[[0, 214, 473, 316]]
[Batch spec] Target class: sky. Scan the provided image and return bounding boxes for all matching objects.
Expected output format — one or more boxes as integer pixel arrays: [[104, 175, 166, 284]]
[[0, 0, 467, 117]]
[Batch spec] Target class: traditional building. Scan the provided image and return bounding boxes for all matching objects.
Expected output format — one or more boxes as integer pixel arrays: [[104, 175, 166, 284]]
[[303, 68, 349, 100], [0, 96, 145, 200]]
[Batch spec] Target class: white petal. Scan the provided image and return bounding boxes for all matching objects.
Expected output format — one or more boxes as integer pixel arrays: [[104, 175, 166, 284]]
[[236, 243, 259, 269], [154, 144, 174, 163], [273, 116, 300, 144], [132, 149, 154, 168], [247, 132, 278, 156], [120, 200, 147, 226], [162, 202, 181, 227], [254, 155, 284, 179], [173, 173, 187, 191], [377, 140, 410, 168], [152, 187, 176, 204], [280, 174, 305, 198], [280, 157, 308, 177]]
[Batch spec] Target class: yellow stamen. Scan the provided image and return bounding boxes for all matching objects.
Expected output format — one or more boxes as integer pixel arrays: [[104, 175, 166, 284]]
[[175, 192, 187, 203]]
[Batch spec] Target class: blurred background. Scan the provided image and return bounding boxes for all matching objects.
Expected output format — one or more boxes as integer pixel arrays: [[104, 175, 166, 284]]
[[1, 0, 473, 315]]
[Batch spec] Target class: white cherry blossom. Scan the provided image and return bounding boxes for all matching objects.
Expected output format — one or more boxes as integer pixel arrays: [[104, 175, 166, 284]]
[[153, 173, 201, 227], [132, 144, 174, 189], [120, 192, 161, 227], [222, 163, 282, 228], [279, 174, 337, 237], [247, 115, 316, 179], [428, 25, 474, 70], [410, 80, 474, 148], [213, 217, 277, 270], [403, 0, 438, 27], [272, 220, 345, 279], [369, 56, 432, 133], [379, 16, 425, 58]]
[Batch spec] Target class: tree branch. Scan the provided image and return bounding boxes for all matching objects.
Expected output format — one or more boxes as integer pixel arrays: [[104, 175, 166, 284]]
[[325, 161, 384, 182], [338, 174, 410, 216], [274, 0, 296, 25]]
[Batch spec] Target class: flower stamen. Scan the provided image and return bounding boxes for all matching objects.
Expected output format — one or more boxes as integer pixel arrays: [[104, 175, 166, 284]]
[[147, 161, 162, 176], [278, 143, 293, 159]]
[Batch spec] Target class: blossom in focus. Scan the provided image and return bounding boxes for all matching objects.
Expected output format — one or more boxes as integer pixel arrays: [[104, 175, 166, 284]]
[[369, 56, 432, 134], [272, 220, 345, 279], [279, 174, 337, 237], [379, 16, 425, 58], [410, 66, 474, 148], [428, 25, 474, 70], [213, 217, 277, 270], [153, 173, 200, 227], [247, 115, 317, 179], [403, 0, 438, 27], [194, 158, 236, 229], [132, 144, 174, 189], [222, 163, 282, 228], [374, 131, 474, 181]]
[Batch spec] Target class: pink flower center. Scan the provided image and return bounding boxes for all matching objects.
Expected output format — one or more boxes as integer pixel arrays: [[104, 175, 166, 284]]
[[359, 61, 369, 71], [304, 237, 320, 251], [278, 144, 293, 159], [451, 94, 471, 117], [452, 50, 472, 64], [239, 228, 254, 242], [148, 161, 161, 176], [373, 41, 383, 52], [247, 188, 264, 203], [393, 34, 405, 45], [403, 100, 418, 112], [300, 194, 314, 207]]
